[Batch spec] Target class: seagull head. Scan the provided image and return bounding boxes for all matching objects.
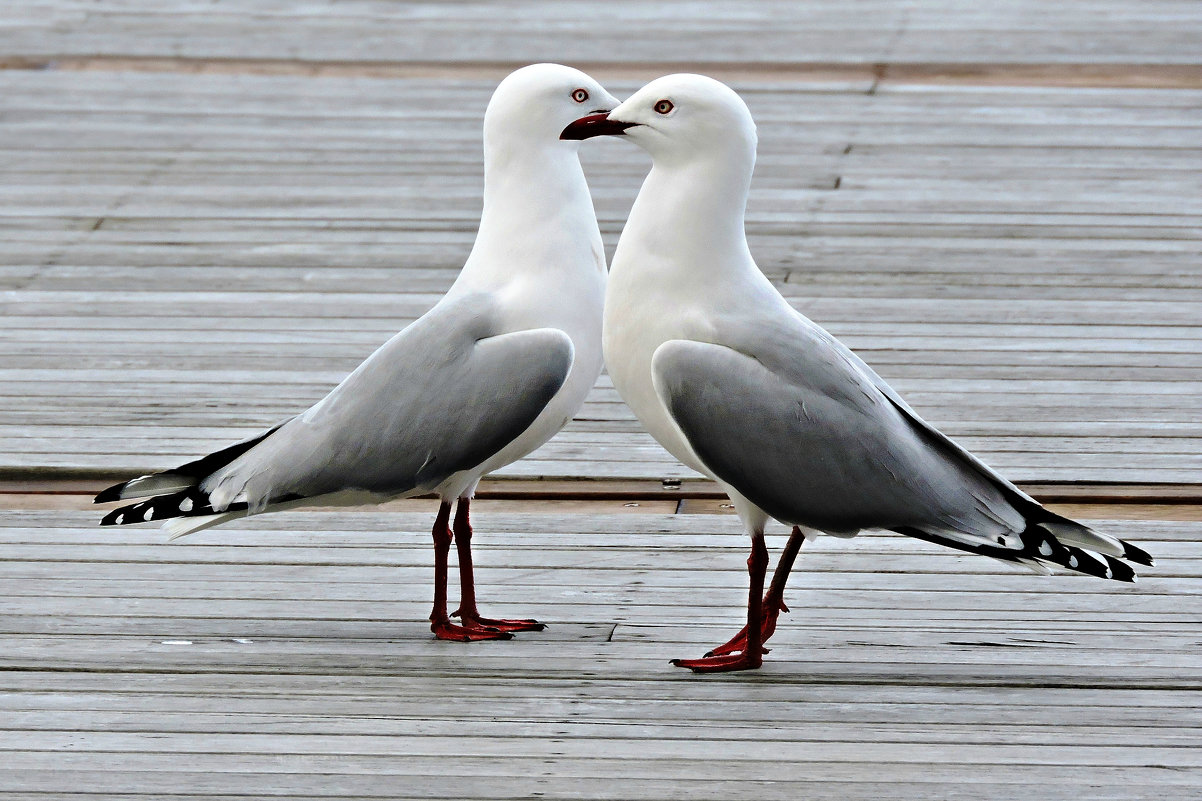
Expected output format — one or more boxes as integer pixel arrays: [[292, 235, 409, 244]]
[[485, 64, 619, 149], [563, 73, 757, 167]]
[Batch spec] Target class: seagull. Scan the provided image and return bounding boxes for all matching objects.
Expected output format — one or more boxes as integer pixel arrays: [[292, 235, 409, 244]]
[[563, 74, 1154, 672], [96, 64, 620, 642]]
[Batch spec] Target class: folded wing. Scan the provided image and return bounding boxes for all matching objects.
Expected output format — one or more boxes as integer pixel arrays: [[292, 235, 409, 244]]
[[99, 293, 573, 523], [650, 313, 1150, 578]]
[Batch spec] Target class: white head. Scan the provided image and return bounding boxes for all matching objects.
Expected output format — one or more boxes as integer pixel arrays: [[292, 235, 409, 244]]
[[485, 63, 620, 153], [563, 73, 757, 168]]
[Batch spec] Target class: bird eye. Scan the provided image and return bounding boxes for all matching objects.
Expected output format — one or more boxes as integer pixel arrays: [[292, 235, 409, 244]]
[[572, 88, 589, 103], [654, 99, 674, 115]]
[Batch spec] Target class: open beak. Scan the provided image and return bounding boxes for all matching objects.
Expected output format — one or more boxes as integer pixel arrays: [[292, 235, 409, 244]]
[[560, 113, 638, 140]]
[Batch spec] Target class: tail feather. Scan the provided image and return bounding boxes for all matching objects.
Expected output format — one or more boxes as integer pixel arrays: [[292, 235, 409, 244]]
[[895, 525, 1030, 567], [1056, 543, 1114, 581], [162, 493, 316, 540], [94, 474, 197, 504], [1011, 493, 1153, 571], [1121, 540, 1155, 567], [1014, 557, 1053, 576], [894, 520, 1148, 583], [100, 487, 248, 527], [1104, 554, 1137, 583], [94, 422, 286, 505], [1037, 521, 1126, 560], [95, 420, 299, 536], [164, 511, 245, 540]]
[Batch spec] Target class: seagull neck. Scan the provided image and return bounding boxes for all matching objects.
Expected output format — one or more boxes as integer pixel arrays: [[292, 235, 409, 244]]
[[630, 156, 754, 266], [480, 144, 590, 219], [465, 144, 599, 278]]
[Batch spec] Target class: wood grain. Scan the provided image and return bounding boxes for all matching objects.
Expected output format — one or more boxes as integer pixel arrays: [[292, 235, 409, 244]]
[[1, 69, 1199, 483], [0, 508, 1198, 798]]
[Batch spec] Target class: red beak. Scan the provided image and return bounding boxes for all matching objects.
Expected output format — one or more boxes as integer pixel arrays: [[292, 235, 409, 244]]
[[560, 113, 638, 140]]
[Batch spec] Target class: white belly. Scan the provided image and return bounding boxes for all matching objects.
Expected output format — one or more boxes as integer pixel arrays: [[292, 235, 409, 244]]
[[436, 272, 606, 498]]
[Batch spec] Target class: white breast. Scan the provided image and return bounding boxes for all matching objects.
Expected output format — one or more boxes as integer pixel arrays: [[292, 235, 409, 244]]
[[602, 257, 710, 477]]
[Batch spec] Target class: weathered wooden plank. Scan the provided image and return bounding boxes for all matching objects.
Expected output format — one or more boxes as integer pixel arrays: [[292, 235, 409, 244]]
[[0, 768, 1192, 801], [0, 512, 1190, 636], [5, 692, 1201, 730], [5, 728, 1202, 768], [1, 71, 1197, 479], [7, 615, 1202, 642], [0, 637, 1198, 688], [6, 0, 1201, 66], [3, 455, 1193, 485], [2, 592, 1192, 628], [5, 712, 1201, 749], [3, 666, 1195, 706], [1, 507, 1188, 538]]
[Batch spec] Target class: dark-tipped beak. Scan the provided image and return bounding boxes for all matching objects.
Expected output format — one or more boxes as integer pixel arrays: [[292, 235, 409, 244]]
[[560, 113, 638, 140]]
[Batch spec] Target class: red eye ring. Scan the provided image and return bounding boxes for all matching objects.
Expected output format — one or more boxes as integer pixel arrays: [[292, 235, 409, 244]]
[[572, 88, 589, 103], [654, 99, 674, 114]]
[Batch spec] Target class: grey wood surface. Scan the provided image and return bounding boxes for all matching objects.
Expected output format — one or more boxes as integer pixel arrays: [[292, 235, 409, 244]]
[[2, 3, 1200, 800], [2, 69, 1200, 482], [6, 0, 1202, 66], [0, 507, 1198, 799]]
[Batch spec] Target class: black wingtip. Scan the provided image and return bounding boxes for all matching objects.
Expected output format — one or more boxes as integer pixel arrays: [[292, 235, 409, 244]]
[[94, 482, 127, 504], [100, 497, 175, 526], [1104, 555, 1137, 583], [100, 506, 128, 525], [99, 489, 258, 529], [1064, 546, 1112, 580], [1122, 541, 1155, 568]]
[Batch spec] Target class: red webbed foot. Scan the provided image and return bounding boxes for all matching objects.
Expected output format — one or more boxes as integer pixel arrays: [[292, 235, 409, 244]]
[[453, 609, 546, 633], [670, 652, 764, 673], [430, 618, 513, 642]]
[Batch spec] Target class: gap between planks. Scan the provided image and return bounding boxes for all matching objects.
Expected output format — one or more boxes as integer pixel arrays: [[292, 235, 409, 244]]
[[3, 56, 1201, 89], [3, 478, 1201, 519]]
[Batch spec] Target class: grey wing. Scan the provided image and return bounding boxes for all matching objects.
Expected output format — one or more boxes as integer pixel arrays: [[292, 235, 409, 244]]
[[650, 337, 1024, 538], [816, 321, 1139, 561], [833, 336, 1040, 506], [203, 295, 573, 510]]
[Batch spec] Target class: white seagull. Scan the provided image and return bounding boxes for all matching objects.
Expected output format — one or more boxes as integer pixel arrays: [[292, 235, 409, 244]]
[[564, 74, 1153, 672], [97, 64, 620, 642]]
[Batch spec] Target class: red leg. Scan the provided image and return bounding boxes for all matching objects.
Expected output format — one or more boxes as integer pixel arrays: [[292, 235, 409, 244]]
[[429, 500, 511, 641], [672, 530, 770, 672], [450, 498, 545, 633], [707, 526, 806, 657]]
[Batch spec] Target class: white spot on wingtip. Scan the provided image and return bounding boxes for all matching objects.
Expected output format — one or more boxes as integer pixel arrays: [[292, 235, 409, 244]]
[[179, 497, 193, 512], [114, 514, 123, 524], [1069, 555, 1078, 568], [1039, 540, 1053, 557], [142, 507, 154, 521]]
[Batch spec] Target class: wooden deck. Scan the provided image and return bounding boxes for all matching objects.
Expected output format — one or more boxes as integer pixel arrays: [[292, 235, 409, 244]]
[[2, 1, 1201, 798], [3, 505, 1201, 798], [4, 69, 1200, 483]]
